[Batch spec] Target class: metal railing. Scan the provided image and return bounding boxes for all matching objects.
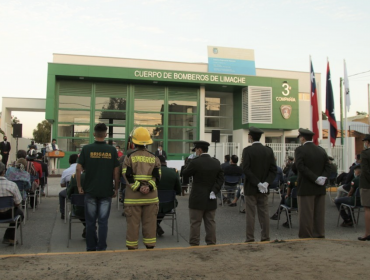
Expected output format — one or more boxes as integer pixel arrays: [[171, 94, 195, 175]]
[[211, 142, 242, 164], [266, 143, 344, 173]]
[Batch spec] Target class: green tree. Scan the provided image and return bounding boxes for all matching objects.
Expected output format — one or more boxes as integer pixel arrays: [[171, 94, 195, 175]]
[[33, 120, 51, 143], [11, 115, 20, 124]]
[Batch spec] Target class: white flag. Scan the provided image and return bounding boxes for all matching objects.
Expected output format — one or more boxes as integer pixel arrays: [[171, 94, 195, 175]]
[[344, 60, 351, 112]]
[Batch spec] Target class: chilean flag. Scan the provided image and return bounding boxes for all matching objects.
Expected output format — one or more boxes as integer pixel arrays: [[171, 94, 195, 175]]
[[310, 59, 319, 145], [325, 61, 338, 147]]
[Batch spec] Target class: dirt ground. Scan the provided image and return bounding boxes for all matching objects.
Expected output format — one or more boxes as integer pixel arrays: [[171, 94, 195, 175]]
[[0, 239, 368, 280]]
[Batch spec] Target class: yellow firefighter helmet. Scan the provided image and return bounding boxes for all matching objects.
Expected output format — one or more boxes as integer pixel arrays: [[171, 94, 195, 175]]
[[131, 127, 153, 145]]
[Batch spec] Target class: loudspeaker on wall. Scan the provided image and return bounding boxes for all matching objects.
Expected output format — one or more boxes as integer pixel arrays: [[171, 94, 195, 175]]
[[12, 124, 23, 138], [211, 130, 220, 143]]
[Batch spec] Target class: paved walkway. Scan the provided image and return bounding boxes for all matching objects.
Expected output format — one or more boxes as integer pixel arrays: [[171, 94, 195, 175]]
[[0, 178, 365, 254]]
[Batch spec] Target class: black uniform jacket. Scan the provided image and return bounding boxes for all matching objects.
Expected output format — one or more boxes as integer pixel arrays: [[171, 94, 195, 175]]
[[0, 141, 11, 154], [158, 165, 181, 213], [360, 148, 370, 190], [242, 143, 277, 196], [294, 142, 331, 196], [182, 154, 224, 211]]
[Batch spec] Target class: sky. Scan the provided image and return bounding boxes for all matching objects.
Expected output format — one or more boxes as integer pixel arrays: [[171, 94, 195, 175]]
[[0, 0, 369, 138]]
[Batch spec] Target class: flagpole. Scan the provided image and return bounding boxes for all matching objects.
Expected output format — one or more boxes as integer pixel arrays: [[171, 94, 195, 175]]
[[344, 59, 349, 172], [340, 77, 344, 171]]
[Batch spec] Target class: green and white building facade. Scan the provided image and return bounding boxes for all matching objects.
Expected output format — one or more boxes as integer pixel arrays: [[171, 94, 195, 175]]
[[46, 54, 321, 169]]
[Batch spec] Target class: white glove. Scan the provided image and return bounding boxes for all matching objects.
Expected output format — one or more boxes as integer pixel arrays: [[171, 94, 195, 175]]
[[315, 176, 327, 186], [258, 183, 267, 193], [209, 191, 216, 199], [262, 182, 269, 189]]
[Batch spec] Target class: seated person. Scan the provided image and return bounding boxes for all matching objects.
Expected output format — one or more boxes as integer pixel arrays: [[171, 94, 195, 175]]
[[220, 155, 243, 205], [5, 158, 31, 199], [59, 154, 78, 219], [271, 171, 298, 228], [67, 172, 86, 238], [335, 165, 361, 227], [36, 153, 48, 196], [157, 156, 181, 236], [0, 162, 24, 245], [336, 154, 361, 199], [270, 158, 284, 190], [9, 150, 37, 176], [283, 156, 294, 182]]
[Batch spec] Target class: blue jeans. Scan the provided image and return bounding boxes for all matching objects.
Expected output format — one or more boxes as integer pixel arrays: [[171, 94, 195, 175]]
[[84, 193, 112, 251]]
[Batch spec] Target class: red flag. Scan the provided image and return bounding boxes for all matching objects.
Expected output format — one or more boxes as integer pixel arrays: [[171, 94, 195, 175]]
[[310, 59, 319, 145]]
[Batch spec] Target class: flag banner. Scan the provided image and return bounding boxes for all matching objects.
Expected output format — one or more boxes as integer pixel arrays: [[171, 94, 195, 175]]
[[325, 61, 338, 147], [344, 60, 351, 112], [310, 58, 319, 145]]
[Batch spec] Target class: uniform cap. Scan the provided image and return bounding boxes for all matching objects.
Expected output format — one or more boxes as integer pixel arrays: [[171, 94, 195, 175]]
[[297, 128, 315, 138], [288, 156, 294, 161], [191, 140, 210, 152], [354, 164, 361, 170], [248, 126, 264, 136], [328, 156, 334, 161], [362, 134, 370, 142]]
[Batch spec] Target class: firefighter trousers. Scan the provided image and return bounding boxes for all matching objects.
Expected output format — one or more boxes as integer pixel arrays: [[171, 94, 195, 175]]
[[125, 203, 158, 249]]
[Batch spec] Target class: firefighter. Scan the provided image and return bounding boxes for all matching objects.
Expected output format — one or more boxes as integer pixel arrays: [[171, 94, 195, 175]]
[[122, 127, 161, 250]]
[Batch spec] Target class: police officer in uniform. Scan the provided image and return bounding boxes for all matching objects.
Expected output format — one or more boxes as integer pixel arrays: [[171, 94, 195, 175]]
[[294, 128, 331, 238], [182, 140, 224, 246], [122, 127, 161, 250], [242, 127, 277, 242]]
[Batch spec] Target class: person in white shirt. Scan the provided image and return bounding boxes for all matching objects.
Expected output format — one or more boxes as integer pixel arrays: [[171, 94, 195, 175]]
[[59, 154, 78, 219], [46, 139, 59, 174]]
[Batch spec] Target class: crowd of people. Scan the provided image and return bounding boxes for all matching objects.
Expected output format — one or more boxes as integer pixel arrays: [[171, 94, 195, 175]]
[[1, 125, 370, 250]]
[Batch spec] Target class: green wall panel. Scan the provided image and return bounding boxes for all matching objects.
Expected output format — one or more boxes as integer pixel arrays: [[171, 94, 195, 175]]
[[233, 78, 299, 130]]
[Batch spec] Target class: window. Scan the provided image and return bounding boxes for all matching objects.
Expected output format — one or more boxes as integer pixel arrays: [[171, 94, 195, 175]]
[[57, 81, 92, 152], [205, 91, 233, 134], [95, 83, 128, 145], [134, 85, 165, 112]]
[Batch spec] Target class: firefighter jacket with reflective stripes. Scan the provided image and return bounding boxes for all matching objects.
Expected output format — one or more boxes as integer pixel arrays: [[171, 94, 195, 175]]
[[122, 148, 161, 206]]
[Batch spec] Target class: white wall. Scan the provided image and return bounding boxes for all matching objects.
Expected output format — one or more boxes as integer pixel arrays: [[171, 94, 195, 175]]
[[299, 99, 311, 129]]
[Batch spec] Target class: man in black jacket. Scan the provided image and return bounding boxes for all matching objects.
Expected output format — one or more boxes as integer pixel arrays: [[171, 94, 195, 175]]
[[295, 128, 331, 238], [222, 155, 243, 204], [336, 154, 360, 198], [183, 140, 224, 246], [242, 127, 277, 242], [0, 136, 11, 167], [155, 145, 167, 160]]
